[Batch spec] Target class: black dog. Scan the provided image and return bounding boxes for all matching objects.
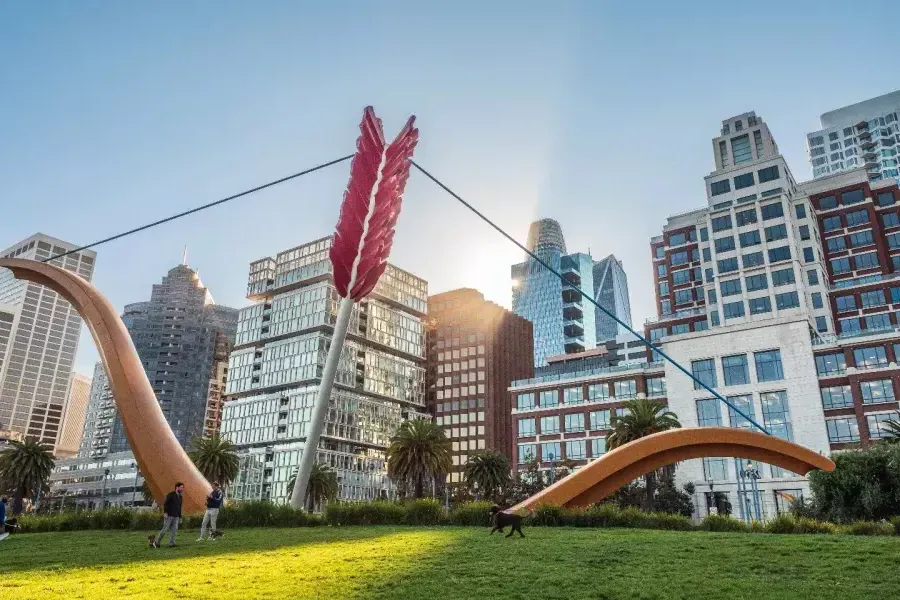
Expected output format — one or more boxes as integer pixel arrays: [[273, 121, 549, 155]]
[[489, 505, 524, 538], [2, 518, 19, 534]]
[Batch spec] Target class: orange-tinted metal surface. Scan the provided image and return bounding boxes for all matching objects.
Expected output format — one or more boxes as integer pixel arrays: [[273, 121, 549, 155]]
[[510, 427, 834, 512], [0, 259, 212, 513]]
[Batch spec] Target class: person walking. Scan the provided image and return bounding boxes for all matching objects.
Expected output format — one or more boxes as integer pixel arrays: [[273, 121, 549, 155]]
[[152, 482, 184, 548], [197, 481, 224, 541], [0, 496, 8, 542]]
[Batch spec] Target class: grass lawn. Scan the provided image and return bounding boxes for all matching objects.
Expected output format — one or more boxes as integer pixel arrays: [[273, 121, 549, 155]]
[[1, 526, 898, 600]]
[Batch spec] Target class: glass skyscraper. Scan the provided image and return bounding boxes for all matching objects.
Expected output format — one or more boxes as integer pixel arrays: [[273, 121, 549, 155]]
[[592, 254, 632, 342], [513, 219, 632, 366], [220, 236, 429, 504]]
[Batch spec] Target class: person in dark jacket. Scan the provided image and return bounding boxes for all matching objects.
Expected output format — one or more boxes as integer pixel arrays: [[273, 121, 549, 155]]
[[152, 482, 184, 548], [197, 481, 224, 541], [0, 496, 8, 542]]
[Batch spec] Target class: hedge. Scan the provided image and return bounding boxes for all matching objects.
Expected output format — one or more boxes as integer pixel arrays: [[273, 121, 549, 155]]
[[13, 500, 900, 536]]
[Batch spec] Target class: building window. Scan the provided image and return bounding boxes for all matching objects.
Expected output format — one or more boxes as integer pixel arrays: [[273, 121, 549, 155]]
[[731, 134, 752, 164], [674, 289, 693, 305], [761, 202, 784, 220], [768, 246, 791, 263], [815, 353, 846, 377], [799, 225, 810, 240], [826, 418, 860, 443], [722, 355, 749, 386], [826, 236, 846, 252], [815, 316, 828, 332], [761, 391, 793, 440], [818, 195, 838, 210], [841, 189, 865, 205], [835, 295, 856, 311], [867, 412, 900, 439], [517, 393, 535, 410], [700, 227, 709, 241], [754, 350, 784, 382], [673, 269, 691, 285], [614, 379, 637, 399], [840, 317, 862, 333], [803, 247, 815, 263], [671, 251, 690, 266], [702, 247, 712, 262], [775, 291, 800, 310], [734, 173, 755, 190], [564, 387, 583, 404], [743, 251, 764, 268], [754, 130, 763, 158], [846, 209, 870, 227], [710, 180, 731, 196], [830, 258, 851, 275], [710, 311, 720, 326], [691, 359, 717, 390], [723, 301, 745, 319], [821, 385, 853, 410], [718, 257, 739, 273], [749, 296, 771, 315], [696, 398, 723, 426], [739, 230, 761, 247], [764, 224, 787, 243], [714, 237, 736, 253], [855, 252, 879, 270], [518, 418, 536, 437], [887, 233, 900, 249], [877, 191, 895, 207], [587, 384, 610, 401], [860, 290, 886, 308], [539, 390, 557, 408], [758, 166, 780, 183], [541, 442, 561, 462], [736, 209, 757, 226], [591, 438, 607, 457], [711, 215, 733, 232], [646, 377, 666, 397], [883, 213, 900, 228], [848, 230, 874, 248], [566, 439, 586, 460], [808, 270, 819, 285], [720, 279, 742, 297], [823, 216, 842, 232], [725, 394, 755, 429], [708, 289, 717, 304], [811, 292, 823, 309], [860, 380, 895, 404], [590, 409, 613, 430], [541, 415, 560, 434], [565, 413, 585, 433], [660, 300, 672, 315], [745, 273, 767, 292], [703, 458, 729, 481], [865, 313, 892, 331], [518, 444, 537, 463]]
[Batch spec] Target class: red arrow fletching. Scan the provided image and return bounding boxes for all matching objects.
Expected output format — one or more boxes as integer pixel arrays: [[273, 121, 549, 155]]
[[330, 107, 418, 300]]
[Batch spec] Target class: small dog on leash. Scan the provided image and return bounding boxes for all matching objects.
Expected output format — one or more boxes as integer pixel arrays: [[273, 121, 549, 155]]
[[489, 505, 525, 538]]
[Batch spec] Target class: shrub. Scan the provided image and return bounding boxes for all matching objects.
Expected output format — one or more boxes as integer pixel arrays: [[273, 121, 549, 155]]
[[529, 505, 566, 526], [449, 501, 493, 526], [843, 521, 895, 536], [766, 514, 835, 535], [700, 514, 748, 533], [404, 499, 443, 525], [890, 516, 900, 536]]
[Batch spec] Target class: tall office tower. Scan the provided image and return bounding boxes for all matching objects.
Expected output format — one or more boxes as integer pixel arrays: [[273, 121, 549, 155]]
[[512, 219, 597, 366], [220, 236, 428, 504], [592, 254, 632, 342], [806, 90, 900, 182], [104, 262, 238, 452], [56, 372, 91, 458], [77, 362, 117, 458], [646, 112, 833, 520], [0, 234, 96, 447], [426, 289, 534, 484]]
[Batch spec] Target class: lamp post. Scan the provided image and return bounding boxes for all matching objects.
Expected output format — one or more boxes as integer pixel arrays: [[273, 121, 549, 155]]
[[100, 468, 110, 510], [131, 462, 139, 507], [548, 452, 557, 485], [741, 460, 762, 521]]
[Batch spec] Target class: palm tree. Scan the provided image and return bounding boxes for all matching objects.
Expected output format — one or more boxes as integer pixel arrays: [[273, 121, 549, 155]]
[[0, 437, 55, 515], [189, 435, 240, 490], [464, 450, 511, 501], [386, 419, 451, 498], [287, 462, 339, 511], [882, 419, 900, 442], [607, 398, 681, 511]]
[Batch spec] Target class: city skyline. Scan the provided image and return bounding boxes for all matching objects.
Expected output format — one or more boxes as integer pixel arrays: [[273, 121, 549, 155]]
[[1, 2, 899, 378]]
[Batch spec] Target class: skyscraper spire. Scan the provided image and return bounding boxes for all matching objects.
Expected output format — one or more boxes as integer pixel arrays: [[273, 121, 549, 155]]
[[182, 246, 188, 266]]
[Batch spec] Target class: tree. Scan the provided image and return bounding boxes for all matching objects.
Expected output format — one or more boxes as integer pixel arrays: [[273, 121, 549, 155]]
[[464, 450, 511, 502], [653, 474, 695, 517], [0, 437, 55, 515], [189, 435, 240, 489], [808, 442, 900, 522], [882, 419, 900, 442], [606, 398, 680, 511], [287, 462, 339, 511], [386, 419, 451, 498]]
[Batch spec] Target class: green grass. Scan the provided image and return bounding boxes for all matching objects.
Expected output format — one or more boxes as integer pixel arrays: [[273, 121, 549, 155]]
[[2, 526, 899, 599]]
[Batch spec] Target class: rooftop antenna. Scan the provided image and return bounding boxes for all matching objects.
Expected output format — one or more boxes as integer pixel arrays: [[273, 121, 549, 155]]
[[182, 246, 188, 266]]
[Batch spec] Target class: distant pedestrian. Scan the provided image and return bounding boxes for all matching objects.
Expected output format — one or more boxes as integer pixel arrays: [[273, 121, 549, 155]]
[[197, 481, 224, 541], [0, 496, 8, 542], [152, 482, 184, 548]]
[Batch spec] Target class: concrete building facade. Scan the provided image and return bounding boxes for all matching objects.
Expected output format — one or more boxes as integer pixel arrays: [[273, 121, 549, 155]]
[[427, 288, 534, 484], [56, 372, 91, 458]]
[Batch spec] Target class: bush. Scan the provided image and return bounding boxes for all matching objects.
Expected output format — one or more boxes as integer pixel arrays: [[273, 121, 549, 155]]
[[766, 514, 835, 535], [809, 442, 900, 523], [325, 501, 408, 526], [843, 521, 895, 536], [891, 516, 900, 536], [700, 514, 748, 533], [404, 499, 443, 526], [449, 501, 493, 526]]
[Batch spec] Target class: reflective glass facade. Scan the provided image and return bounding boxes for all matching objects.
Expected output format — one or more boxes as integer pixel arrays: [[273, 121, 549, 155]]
[[221, 236, 428, 504], [593, 254, 632, 342]]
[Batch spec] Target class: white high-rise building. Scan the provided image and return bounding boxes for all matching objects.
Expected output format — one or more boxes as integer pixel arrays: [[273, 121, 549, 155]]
[[0, 234, 96, 449], [806, 90, 900, 181]]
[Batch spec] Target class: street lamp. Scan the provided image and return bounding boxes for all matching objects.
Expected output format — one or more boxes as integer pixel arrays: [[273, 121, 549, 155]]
[[548, 452, 557, 485], [741, 460, 762, 521], [131, 462, 140, 507], [100, 468, 110, 510]]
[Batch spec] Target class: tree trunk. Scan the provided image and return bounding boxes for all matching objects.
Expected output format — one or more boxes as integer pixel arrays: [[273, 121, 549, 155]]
[[13, 488, 25, 515], [644, 471, 656, 512], [414, 474, 424, 499]]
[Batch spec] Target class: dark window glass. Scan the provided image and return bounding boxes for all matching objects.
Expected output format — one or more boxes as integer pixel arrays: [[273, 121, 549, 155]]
[[722, 355, 749, 386], [818, 195, 838, 210], [860, 289, 886, 308], [840, 317, 861, 332], [672, 269, 691, 284], [775, 291, 800, 309], [826, 236, 846, 252], [720, 279, 742, 297], [755, 350, 784, 382], [734, 173, 755, 190], [848, 230, 874, 248], [761, 202, 784, 220], [771, 268, 795, 286], [742, 252, 764, 268], [758, 166, 780, 183], [710, 180, 731, 196], [886, 233, 900, 249], [835, 295, 856, 311], [717, 257, 739, 273], [841, 189, 864, 205], [739, 230, 761, 247], [830, 257, 851, 274], [855, 252, 879, 270], [877, 192, 895, 207], [723, 301, 745, 319], [700, 227, 709, 241], [811, 292, 823, 309], [745, 274, 768, 292], [815, 353, 846, 376], [702, 247, 712, 261], [799, 225, 810, 240], [846, 209, 870, 227], [749, 296, 772, 314], [795, 203, 807, 219], [808, 270, 819, 285], [711, 215, 733, 232], [764, 224, 787, 242], [708, 289, 717, 304], [882, 213, 900, 228], [803, 247, 815, 263], [823, 216, 842, 232], [815, 316, 828, 332], [669, 232, 688, 246], [865, 313, 892, 331], [671, 250, 689, 266], [735, 209, 757, 226], [705, 268, 714, 283], [691, 359, 717, 390], [767, 246, 791, 262], [714, 237, 736, 253]]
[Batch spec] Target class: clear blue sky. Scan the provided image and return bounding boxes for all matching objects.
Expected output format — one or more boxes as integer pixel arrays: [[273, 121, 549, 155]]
[[1, 1, 896, 377]]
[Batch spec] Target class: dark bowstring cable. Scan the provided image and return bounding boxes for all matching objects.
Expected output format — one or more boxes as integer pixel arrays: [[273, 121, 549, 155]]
[[43, 154, 355, 262], [410, 159, 770, 436]]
